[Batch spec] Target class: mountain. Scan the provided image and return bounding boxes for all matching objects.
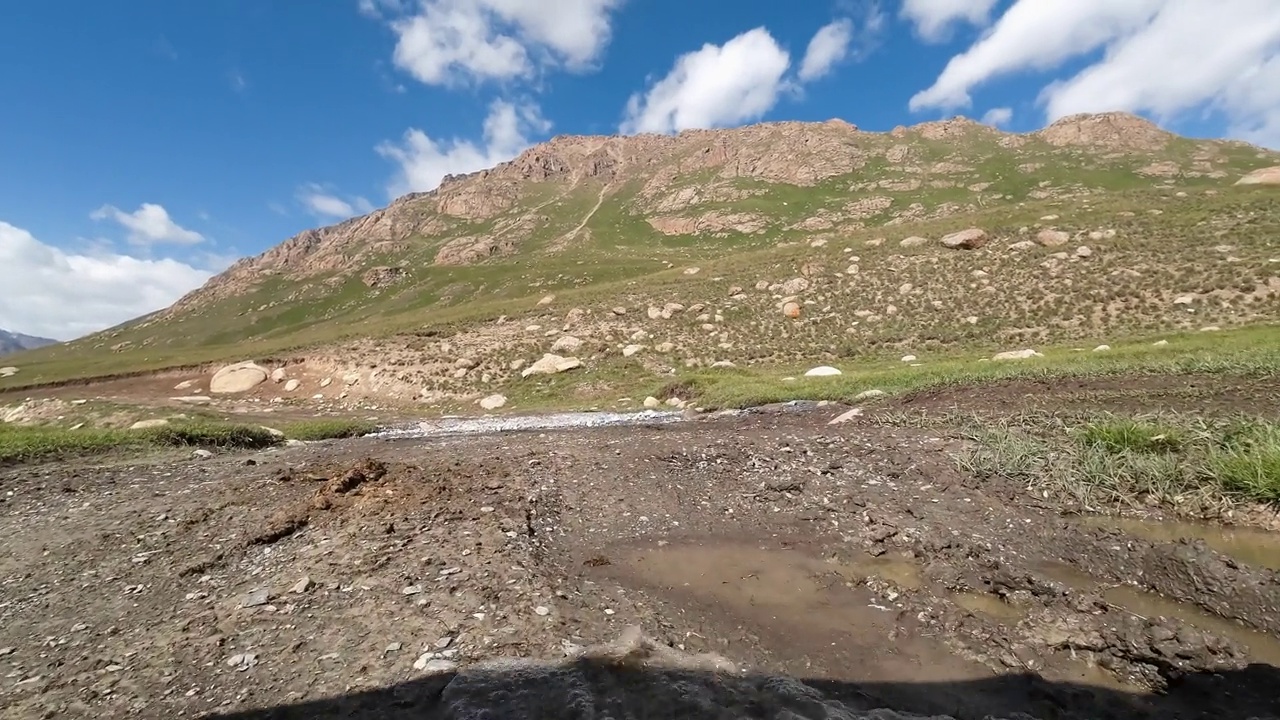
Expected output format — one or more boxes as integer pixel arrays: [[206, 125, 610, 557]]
[[0, 329, 57, 357], [7, 112, 1280, 398]]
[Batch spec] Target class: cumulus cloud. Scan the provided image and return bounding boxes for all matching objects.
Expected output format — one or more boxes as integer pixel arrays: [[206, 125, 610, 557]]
[[900, 0, 1000, 42], [799, 19, 854, 82], [910, 0, 1280, 147], [297, 184, 375, 219], [376, 99, 550, 196], [981, 106, 1013, 127], [621, 28, 792, 135], [381, 0, 621, 86], [0, 220, 212, 340], [90, 203, 205, 246]]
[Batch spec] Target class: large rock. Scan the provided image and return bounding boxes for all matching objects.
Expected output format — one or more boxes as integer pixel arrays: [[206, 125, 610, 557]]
[[479, 394, 507, 410], [284, 379, 301, 392], [1035, 229, 1070, 247], [210, 362, 269, 394], [270, 368, 287, 383], [779, 277, 810, 295], [804, 366, 842, 377], [992, 349, 1043, 361], [521, 354, 583, 378], [551, 335, 583, 353], [1235, 166, 1280, 186], [899, 236, 929, 248], [940, 228, 988, 250], [0, 366, 16, 378]]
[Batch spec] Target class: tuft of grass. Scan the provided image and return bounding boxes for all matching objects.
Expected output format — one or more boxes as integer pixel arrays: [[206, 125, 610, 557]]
[[280, 419, 378, 441], [0, 421, 280, 464], [1075, 416, 1185, 453]]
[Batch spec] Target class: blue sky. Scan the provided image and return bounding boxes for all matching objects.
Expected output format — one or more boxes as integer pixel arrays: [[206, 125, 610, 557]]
[[3, 0, 1279, 339]]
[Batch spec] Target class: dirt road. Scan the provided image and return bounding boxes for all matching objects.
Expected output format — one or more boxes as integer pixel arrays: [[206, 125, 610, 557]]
[[2, 404, 1278, 719]]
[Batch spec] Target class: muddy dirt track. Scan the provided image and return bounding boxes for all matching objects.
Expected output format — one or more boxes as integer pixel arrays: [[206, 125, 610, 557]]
[[2, 404, 1279, 719]]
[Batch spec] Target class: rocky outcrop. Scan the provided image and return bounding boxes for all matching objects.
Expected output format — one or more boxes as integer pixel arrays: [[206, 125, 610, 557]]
[[1035, 112, 1172, 152], [520, 354, 583, 378], [210, 362, 269, 394], [940, 228, 988, 250], [1236, 166, 1280, 186]]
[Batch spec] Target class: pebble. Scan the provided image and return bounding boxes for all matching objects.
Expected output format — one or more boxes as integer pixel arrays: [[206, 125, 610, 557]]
[[402, 585, 424, 595], [534, 606, 551, 616], [290, 577, 314, 594], [440, 567, 461, 576], [192, 449, 214, 459], [385, 642, 402, 653], [226, 653, 258, 670], [414, 656, 458, 673], [435, 636, 454, 650]]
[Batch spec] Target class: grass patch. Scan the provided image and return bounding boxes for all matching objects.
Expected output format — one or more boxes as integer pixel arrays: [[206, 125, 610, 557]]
[[941, 411, 1280, 511], [279, 419, 378, 441]]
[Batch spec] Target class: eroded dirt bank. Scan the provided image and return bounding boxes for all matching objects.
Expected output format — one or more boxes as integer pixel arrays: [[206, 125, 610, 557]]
[[1, 406, 1277, 719]]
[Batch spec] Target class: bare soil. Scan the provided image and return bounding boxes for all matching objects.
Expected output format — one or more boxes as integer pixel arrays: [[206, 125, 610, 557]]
[[1, 405, 1278, 719]]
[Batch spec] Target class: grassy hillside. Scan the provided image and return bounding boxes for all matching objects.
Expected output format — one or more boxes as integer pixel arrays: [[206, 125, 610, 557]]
[[3, 115, 1279, 396]]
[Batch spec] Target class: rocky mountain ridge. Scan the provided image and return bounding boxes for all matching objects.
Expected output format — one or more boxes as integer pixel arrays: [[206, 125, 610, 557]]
[[168, 112, 1252, 314], [0, 328, 57, 357]]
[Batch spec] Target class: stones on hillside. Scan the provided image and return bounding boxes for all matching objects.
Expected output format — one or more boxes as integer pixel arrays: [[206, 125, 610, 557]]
[[0, 366, 16, 378], [611, 306, 627, 316], [782, 302, 802, 319], [1074, 246, 1093, 258], [854, 389, 886, 401], [901, 355, 917, 363], [520, 354, 582, 378], [828, 407, 864, 424], [1035, 229, 1070, 247], [1007, 240, 1036, 251], [550, 335, 583, 353], [1173, 295, 1195, 305], [174, 380, 194, 390], [270, 368, 287, 383], [727, 286, 743, 296], [343, 372, 361, 386], [171, 396, 212, 405], [1088, 229, 1117, 241], [130, 419, 170, 430], [210, 362, 269, 394], [804, 366, 842, 377], [710, 360, 736, 368], [1200, 326, 1222, 332], [779, 277, 810, 295], [622, 344, 645, 357], [1234, 166, 1280, 185], [643, 397, 661, 409], [1093, 345, 1111, 352], [1153, 340, 1169, 346], [479, 394, 507, 410], [655, 342, 675, 353], [284, 379, 301, 392], [992, 349, 1043, 361], [865, 237, 885, 247], [537, 294, 556, 306], [899, 236, 929, 248], [320, 377, 333, 388], [940, 228, 988, 250], [683, 267, 701, 275]]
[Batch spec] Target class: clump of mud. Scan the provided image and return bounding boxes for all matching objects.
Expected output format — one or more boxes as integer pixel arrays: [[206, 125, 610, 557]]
[[432, 627, 1005, 720]]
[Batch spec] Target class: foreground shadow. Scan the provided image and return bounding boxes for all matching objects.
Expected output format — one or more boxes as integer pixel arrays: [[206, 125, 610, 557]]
[[203, 656, 1280, 720]]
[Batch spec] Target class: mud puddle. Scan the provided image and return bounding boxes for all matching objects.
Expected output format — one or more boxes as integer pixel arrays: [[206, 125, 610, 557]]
[[1104, 586, 1280, 666], [1081, 515, 1280, 571], [600, 541, 988, 684]]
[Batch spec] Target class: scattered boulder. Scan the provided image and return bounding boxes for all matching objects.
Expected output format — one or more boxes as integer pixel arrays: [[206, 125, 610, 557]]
[[1007, 240, 1036, 251], [479, 394, 507, 410], [270, 368, 287, 383], [900, 355, 917, 363], [1093, 345, 1111, 352], [210, 362, 269, 394], [284, 379, 301, 392], [361, 265, 406, 288], [1075, 245, 1093, 258], [655, 342, 675, 353], [521, 354, 582, 378], [611, 306, 627, 316], [130, 418, 170, 430], [173, 380, 194, 390], [899, 236, 929, 248], [171, 396, 212, 405], [782, 301, 802, 319], [779, 277, 810, 295], [828, 408, 864, 425], [642, 397, 661, 409], [0, 366, 16, 378], [551, 335, 583, 353], [992, 349, 1043, 361], [1035, 229, 1071, 247], [1235, 166, 1280, 186], [854, 389, 886, 401], [710, 360, 736, 368], [804, 366, 842, 377], [537, 294, 556, 306], [940, 228, 988, 250], [1173, 295, 1195, 305], [683, 267, 701, 275], [622, 344, 645, 357], [320, 377, 333, 387], [1153, 339, 1169, 346]]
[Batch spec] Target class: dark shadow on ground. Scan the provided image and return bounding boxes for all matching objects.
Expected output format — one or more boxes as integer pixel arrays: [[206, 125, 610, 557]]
[[201, 656, 1280, 720]]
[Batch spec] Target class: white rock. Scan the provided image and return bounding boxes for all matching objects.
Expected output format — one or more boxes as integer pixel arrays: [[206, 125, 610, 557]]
[[1075, 246, 1093, 258], [520, 353, 582, 378], [940, 228, 988, 250], [611, 306, 627, 315], [828, 408, 864, 424], [192, 449, 214, 459], [899, 236, 929, 248], [992, 349, 1043, 361], [1152, 339, 1169, 346], [284, 379, 301, 392], [130, 418, 170, 430], [683, 267, 701, 275], [622, 344, 645, 357], [804, 366, 842, 377], [551, 335, 583, 353], [210, 362, 269, 394], [290, 577, 314, 594], [643, 396, 661, 409], [854, 389, 886, 401], [1173, 295, 1195, 305], [1200, 326, 1222, 332], [900, 355, 917, 363], [534, 606, 551, 616], [710, 360, 736, 368], [479, 394, 507, 410], [320, 377, 333, 387], [270, 368, 287, 383], [171, 396, 212, 405], [1093, 345, 1111, 352], [173, 380, 194, 390]]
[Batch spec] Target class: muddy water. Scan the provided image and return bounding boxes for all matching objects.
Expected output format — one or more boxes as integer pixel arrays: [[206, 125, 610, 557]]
[[951, 592, 1027, 621], [1082, 516, 1280, 571], [1104, 586, 1280, 666]]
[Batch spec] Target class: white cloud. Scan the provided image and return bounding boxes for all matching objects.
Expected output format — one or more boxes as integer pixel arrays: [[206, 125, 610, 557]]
[[376, 99, 550, 196], [981, 106, 1013, 127], [621, 28, 792, 135], [909, 0, 1280, 147], [799, 19, 854, 82], [382, 0, 621, 86], [297, 184, 376, 219], [0, 220, 212, 340], [900, 0, 1001, 42], [90, 203, 205, 246]]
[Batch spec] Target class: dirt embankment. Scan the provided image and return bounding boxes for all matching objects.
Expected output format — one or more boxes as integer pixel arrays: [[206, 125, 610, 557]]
[[1, 407, 1277, 720]]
